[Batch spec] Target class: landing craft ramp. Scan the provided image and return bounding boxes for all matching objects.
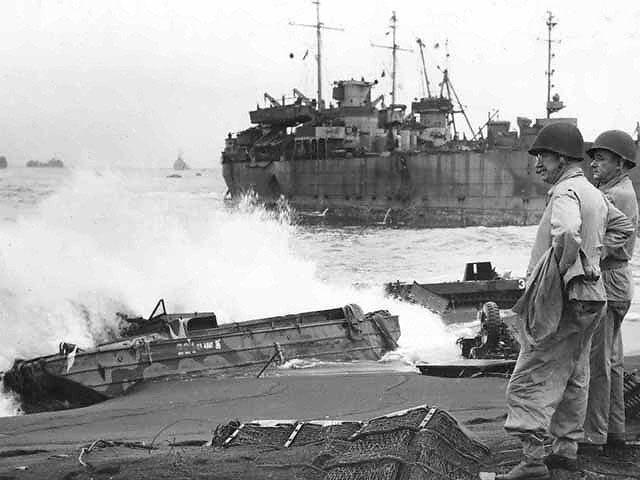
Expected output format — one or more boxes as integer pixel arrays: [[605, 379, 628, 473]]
[[385, 261, 524, 324]]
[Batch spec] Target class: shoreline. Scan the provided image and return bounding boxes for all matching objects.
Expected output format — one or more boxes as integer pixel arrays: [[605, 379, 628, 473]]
[[1, 357, 639, 479]]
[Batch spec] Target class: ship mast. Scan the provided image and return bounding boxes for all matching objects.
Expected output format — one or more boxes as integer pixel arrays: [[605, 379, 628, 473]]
[[290, 1, 343, 110], [315, 1, 323, 109], [544, 11, 564, 118], [391, 11, 398, 105], [372, 11, 412, 106]]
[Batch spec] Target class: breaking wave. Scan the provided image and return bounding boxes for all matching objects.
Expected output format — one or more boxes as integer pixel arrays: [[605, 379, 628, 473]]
[[0, 170, 456, 417]]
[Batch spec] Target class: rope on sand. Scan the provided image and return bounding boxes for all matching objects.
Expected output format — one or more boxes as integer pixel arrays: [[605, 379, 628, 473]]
[[149, 418, 209, 449], [77, 439, 155, 467]]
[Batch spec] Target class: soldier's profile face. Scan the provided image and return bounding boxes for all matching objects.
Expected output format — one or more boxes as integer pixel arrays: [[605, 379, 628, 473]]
[[535, 152, 562, 184], [590, 149, 619, 183]]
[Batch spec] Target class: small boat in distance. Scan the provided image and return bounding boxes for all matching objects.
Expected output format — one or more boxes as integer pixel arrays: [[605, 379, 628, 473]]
[[173, 154, 189, 170], [3, 300, 400, 413], [26, 157, 64, 168]]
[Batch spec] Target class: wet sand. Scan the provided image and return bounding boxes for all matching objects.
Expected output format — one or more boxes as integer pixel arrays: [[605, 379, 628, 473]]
[[1, 358, 640, 479]]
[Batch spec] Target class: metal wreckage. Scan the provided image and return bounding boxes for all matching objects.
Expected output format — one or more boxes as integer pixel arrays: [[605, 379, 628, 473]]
[[386, 261, 523, 379], [2, 300, 400, 413]]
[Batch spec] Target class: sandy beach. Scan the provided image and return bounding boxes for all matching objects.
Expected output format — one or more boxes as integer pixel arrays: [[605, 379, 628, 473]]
[[1, 358, 640, 479]]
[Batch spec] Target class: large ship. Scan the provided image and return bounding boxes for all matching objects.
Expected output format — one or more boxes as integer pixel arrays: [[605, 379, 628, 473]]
[[221, 7, 639, 227]]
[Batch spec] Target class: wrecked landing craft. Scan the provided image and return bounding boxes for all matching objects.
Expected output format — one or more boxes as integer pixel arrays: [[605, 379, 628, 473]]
[[386, 261, 522, 360], [385, 261, 524, 324], [387, 261, 522, 377], [417, 308, 520, 377], [2, 300, 400, 413]]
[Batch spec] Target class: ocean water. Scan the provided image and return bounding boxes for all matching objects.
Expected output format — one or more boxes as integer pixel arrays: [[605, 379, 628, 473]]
[[1, 166, 639, 417]]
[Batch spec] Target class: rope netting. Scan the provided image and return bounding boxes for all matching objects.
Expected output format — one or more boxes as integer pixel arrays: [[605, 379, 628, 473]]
[[217, 405, 490, 480]]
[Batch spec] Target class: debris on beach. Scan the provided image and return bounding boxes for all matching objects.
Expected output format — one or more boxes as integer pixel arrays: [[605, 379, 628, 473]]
[[215, 404, 489, 480], [3, 301, 400, 413]]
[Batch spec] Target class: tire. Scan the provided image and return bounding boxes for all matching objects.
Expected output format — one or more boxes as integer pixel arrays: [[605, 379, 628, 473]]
[[480, 301, 501, 349]]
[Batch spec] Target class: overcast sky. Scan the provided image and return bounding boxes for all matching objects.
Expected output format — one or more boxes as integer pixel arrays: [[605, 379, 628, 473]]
[[0, 0, 639, 168]]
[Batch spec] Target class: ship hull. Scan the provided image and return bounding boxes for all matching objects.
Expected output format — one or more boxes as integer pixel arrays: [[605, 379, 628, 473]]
[[3, 306, 400, 413], [223, 150, 550, 227]]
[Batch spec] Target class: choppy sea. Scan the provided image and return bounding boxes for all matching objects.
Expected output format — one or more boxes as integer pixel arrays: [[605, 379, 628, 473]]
[[1, 166, 639, 416]]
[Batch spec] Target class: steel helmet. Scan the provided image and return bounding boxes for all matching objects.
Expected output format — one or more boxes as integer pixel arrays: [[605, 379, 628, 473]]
[[528, 122, 585, 160], [586, 130, 637, 168]]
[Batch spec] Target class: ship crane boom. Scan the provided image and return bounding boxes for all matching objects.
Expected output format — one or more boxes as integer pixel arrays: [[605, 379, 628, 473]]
[[293, 88, 313, 106], [371, 94, 385, 108], [264, 92, 281, 107], [435, 59, 478, 141], [416, 38, 432, 98], [476, 110, 500, 140]]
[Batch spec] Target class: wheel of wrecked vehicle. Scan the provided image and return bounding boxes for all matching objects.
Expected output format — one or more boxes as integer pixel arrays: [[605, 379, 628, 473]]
[[480, 301, 501, 349]]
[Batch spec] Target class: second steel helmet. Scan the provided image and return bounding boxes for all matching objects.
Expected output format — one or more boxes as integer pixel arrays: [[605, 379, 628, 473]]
[[586, 130, 637, 168], [528, 122, 584, 160]]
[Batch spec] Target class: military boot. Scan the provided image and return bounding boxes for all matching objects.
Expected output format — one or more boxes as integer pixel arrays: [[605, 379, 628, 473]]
[[606, 433, 626, 448], [577, 442, 604, 455], [495, 459, 551, 480], [604, 434, 626, 455], [544, 453, 578, 471]]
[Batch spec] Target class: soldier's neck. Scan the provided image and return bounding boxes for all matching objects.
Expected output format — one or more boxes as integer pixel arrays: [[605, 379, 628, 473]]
[[552, 164, 582, 185], [598, 170, 626, 188]]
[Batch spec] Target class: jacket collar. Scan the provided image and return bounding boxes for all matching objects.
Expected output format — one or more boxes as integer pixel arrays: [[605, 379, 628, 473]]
[[547, 165, 584, 198], [598, 172, 628, 192]]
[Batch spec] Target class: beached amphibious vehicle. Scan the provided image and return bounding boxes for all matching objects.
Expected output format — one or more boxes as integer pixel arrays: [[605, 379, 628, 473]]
[[386, 261, 522, 362], [385, 261, 523, 323], [2, 300, 400, 413]]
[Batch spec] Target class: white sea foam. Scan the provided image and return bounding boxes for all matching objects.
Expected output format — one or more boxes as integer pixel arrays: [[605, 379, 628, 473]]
[[0, 389, 21, 417], [0, 170, 457, 416]]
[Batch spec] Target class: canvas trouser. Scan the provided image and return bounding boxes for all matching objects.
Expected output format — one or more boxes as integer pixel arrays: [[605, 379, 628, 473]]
[[505, 300, 606, 460], [584, 300, 630, 444]]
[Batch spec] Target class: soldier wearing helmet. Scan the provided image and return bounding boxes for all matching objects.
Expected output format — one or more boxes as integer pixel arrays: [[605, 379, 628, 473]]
[[583, 130, 639, 452], [497, 122, 634, 480]]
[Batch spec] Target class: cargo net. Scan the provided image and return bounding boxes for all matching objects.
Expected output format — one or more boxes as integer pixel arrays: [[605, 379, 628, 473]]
[[218, 405, 489, 480], [624, 370, 640, 420]]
